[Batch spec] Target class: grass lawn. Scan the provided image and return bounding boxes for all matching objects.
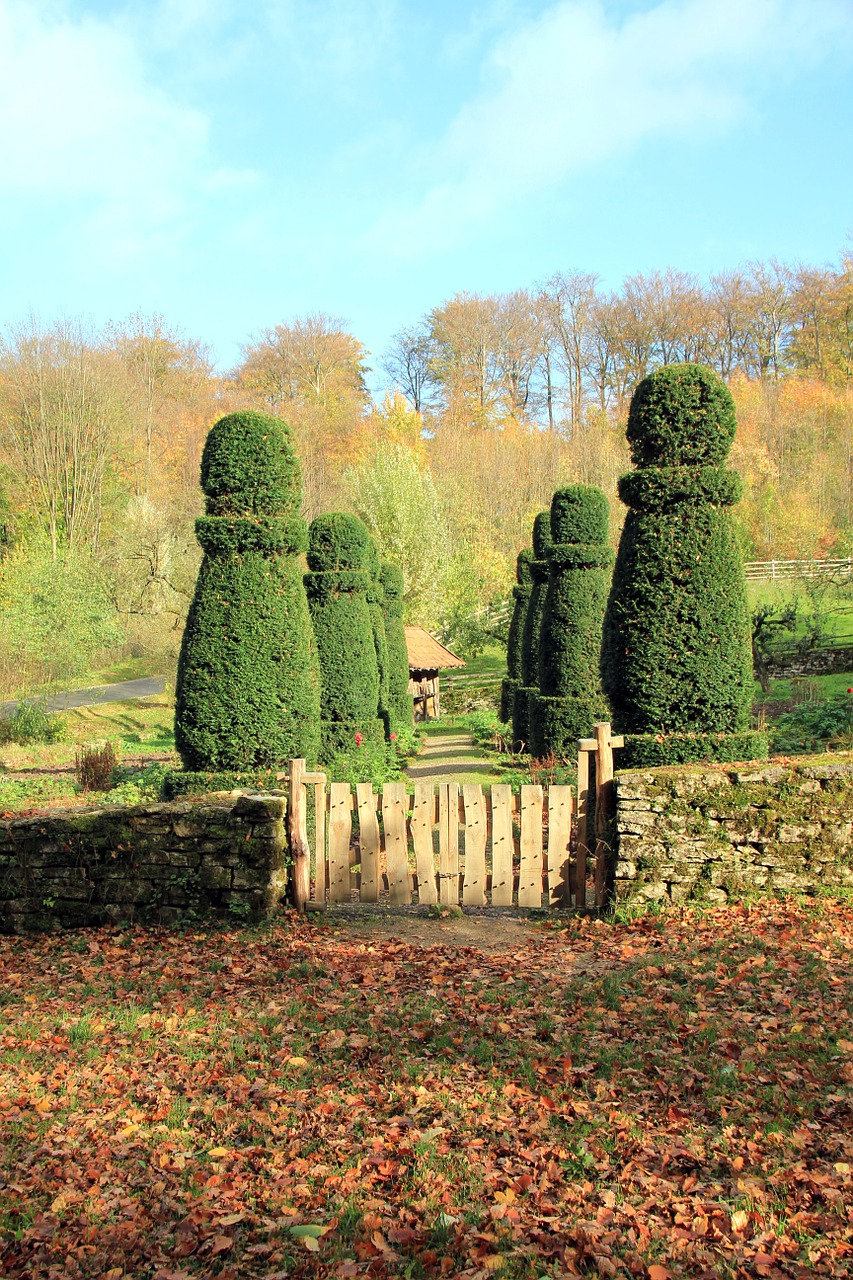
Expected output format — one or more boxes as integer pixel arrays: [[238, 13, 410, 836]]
[[1, 900, 851, 1278]]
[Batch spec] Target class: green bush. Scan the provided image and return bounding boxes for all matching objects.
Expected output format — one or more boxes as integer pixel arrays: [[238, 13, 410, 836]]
[[617, 730, 769, 768], [0, 700, 67, 745], [305, 513, 383, 762], [769, 694, 853, 755], [602, 365, 757, 766], [501, 549, 533, 722], [163, 768, 284, 800], [529, 486, 611, 758], [380, 561, 412, 729], [174, 411, 321, 771], [366, 539, 391, 735], [513, 513, 552, 749]]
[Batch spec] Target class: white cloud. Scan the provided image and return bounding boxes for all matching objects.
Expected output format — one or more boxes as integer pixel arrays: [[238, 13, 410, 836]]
[[366, 0, 853, 257], [0, 0, 254, 266]]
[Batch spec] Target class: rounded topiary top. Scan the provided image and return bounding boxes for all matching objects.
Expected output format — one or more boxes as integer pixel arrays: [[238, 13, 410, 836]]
[[200, 411, 302, 517], [532, 511, 552, 560], [627, 364, 736, 468], [307, 513, 370, 573], [551, 485, 610, 545], [380, 562, 404, 613], [516, 549, 534, 586]]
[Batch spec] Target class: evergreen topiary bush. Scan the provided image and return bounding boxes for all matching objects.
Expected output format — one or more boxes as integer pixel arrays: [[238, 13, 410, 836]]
[[380, 561, 412, 729], [512, 513, 552, 748], [500, 549, 533, 723], [305, 512, 384, 761], [528, 486, 611, 758], [601, 364, 764, 767], [175, 411, 321, 771], [365, 538, 391, 736]]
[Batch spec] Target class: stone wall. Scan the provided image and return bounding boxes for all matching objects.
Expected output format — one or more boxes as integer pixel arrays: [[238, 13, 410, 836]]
[[614, 755, 853, 905], [0, 794, 287, 933]]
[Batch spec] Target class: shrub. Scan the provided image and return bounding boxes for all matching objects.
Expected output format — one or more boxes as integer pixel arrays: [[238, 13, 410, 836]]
[[174, 411, 321, 771], [602, 364, 757, 766], [305, 513, 384, 761], [500, 549, 533, 722], [380, 561, 413, 729], [366, 539, 391, 735], [75, 741, 119, 792], [0, 701, 66, 746], [513, 512, 552, 748], [769, 694, 853, 755], [528, 486, 611, 758]]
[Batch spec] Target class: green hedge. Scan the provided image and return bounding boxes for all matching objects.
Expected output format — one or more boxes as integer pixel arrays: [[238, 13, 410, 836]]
[[365, 539, 391, 735], [529, 485, 611, 758], [501, 550, 533, 722], [305, 513, 383, 762], [602, 364, 758, 763], [512, 513, 551, 748], [175, 411, 321, 771], [163, 770, 283, 800], [380, 561, 412, 729], [616, 730, 769, 769]]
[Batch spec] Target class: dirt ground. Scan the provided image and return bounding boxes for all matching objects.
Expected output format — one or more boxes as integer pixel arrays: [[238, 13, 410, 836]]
[[318, 907, 550, 953]]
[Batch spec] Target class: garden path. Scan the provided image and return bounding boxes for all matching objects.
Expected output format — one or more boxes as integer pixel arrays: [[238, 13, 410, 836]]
[[405, 728, 496, 783], [1, 677, 166, 718]]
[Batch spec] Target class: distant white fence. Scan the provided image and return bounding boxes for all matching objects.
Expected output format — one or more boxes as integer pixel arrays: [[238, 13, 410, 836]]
[[743, 558, 852, 583]]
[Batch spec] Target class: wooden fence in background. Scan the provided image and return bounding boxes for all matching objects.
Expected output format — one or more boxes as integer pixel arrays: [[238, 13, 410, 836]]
[[286, 722, 623, 913]]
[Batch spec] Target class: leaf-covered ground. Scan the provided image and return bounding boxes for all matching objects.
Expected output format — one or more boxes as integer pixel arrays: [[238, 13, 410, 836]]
[[1, 901, 851, 1279]]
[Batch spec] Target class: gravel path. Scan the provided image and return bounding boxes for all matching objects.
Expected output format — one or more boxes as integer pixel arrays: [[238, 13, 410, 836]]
[[405, 730, 495, 782]]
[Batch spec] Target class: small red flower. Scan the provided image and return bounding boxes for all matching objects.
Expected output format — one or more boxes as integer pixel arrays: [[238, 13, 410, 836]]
[[389, 732, 397, 741], [354, 732, 363, 746], [847, 687, 853, 694]]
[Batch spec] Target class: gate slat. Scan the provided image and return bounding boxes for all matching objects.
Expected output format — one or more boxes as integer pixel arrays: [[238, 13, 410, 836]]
[[462, 784, 487, 905], [357, 783, 381, 903], [328, 782, 352, 903], [518, 784, 544, 907], [411, 783, 437, 905], [313, 781, 326, 902], [438, 783, 460, 905], [547, 784, 573, 906], [490, 784, 514, 906], [576, 750, 591, 908], [382, 783, 411, 904]]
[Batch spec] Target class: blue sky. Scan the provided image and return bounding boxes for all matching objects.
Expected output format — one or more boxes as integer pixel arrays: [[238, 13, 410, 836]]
[[1, 0, 851, 382]]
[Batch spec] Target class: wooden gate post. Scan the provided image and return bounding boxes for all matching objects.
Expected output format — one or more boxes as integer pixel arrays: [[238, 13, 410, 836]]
[[285, 758, 327, 912], [592, 723, 624, 907], [288, 758, 310, 912]]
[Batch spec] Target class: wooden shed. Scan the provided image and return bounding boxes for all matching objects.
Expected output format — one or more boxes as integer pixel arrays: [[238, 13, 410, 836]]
[[404, 626, 465, 721]]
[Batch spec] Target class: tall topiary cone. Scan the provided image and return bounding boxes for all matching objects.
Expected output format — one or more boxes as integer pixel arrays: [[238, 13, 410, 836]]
[[304, 513, 384, 760], [513, 512, 552, 748], [528, 486, 611, 758], [601, 363, 764, 766], [380, 561, 412, 729], [175, 410, 320, 770], [365, 538, 391, 736], [500, 549, 533, 723]]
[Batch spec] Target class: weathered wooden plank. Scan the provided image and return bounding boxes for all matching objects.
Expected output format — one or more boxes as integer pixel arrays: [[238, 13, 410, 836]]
[[356, 783, 381, 903], [438, 783, 460, 905], [328, 782, 352, 904], [288, 758, 310, 912], [518, 784, 544, 908], [382, 783, 411, 904], [411, 783, 437, 905], [313, 781, 327, 902], [547, 785, 573, 906], [490, 784, 514, 906], [461, 784, 487, 906], [576, 749, 591, 909], [594, 722, 616, 907]]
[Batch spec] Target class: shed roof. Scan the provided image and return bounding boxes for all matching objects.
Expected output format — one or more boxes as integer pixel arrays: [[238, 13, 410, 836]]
[[404, 626, 466, 671]]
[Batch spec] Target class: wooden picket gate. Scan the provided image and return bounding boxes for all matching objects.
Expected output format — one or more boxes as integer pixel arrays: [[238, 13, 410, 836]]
[[286, 722, 623, 913]]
